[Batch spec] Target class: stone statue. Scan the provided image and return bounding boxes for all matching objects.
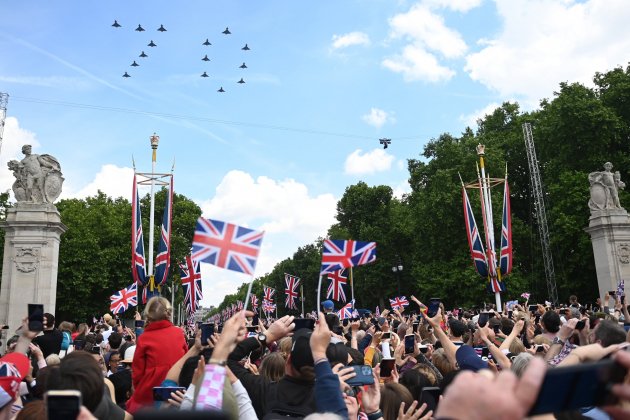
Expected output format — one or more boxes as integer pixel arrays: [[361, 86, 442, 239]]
[[589, 162, 625, 212], [7, 145, 64, 204]]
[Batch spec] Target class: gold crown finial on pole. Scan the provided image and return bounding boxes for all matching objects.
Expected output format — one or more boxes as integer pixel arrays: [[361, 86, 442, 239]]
[[476, 144, 485, 156]]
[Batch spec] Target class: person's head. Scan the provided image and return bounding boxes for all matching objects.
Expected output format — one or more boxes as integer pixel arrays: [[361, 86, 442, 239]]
[[325, 313, 339, 332], [144, 296, 172, 323], [76, 323, 89, 337], [108, 351, 121, 373], [380, 383, 414, 420], [260, 352, 285, 382], [45, 354, 61, 367], [108, 332, 122, 350], [278, 337, 292, 359], [322, 300, 334, 313], [43, 313, 55, 330], [431, 348, 454, 376], [399, 369, 432, 401], [58, 321, 73, 333], [508, 338, 526, 356], [569, 295, 578, 304], [592, 319, 626, 346], [326, 342, 349, 367], [541, 311, 561, 334], [510, 352, 534, 378], [286, 329, 314, 381], [15, 399, 45, 419], [448, 319, 467, 339], [45, 351, 104, 412], [605, 162, 613, 171]]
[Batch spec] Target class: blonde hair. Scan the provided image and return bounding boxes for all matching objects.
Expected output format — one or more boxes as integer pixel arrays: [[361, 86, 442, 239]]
[[509, 338, 526, 355], [144, 296, 172, 323]]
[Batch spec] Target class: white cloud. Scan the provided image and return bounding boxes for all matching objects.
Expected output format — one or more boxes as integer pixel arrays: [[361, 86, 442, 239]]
[[459, 102, 501, 128], [392, 179, 412, 198], [344, 148, 395, 175], [362, 108, 396, 128], [388, 4, 468, 58], [383, 4, 467, 82], [422, 0, 483, 12], [383, 45, 456, 82], [65, 164, 134, 199], [464, 0, 630, 103], [197, 170, 338, 307], [331, 32, 371, 49], [0, 117, 41, 198]]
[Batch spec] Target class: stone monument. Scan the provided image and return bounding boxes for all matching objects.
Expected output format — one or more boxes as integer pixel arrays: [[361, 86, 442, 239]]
[[584, 162, 630, 299], [0, 145, 67, 336]]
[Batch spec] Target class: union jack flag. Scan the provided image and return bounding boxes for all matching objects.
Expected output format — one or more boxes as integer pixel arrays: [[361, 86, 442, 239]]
[[499, 179, 512, 278], [320, 239, 376, 275], [521, 292, 531, 300], [154, 176, 174, 286], [375, 306, 380, 316], [180, 254, 203, 316], [338, 300, 355, 320], [251, 294, 259, 311], [284, 274, 300, 310], [262, 299, 276, 313], [263, 286, 275, 301], [237, 300, 244, 311], [131, 175, 147, 286], [326, 269, 347, 302], [462, 186, 489, 278], [192, 218, 264, 275], [389, 296, 409, 312], [617, 279, 625, 298], [110, 283, 138, 314]]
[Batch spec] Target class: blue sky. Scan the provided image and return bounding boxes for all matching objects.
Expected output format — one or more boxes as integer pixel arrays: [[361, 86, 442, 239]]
[[2, 0, 629, 307]]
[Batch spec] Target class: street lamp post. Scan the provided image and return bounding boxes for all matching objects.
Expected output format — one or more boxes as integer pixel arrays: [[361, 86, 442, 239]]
[[392, 256, 403, 296]]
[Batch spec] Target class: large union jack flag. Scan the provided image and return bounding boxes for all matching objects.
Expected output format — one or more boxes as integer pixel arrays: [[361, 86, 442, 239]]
[[499, 179, 512, 278], [320, 239, 377, 275], [389, 296, 409, 312], [110, 283, 138, 314], [180, 254, 203, 316], [284, 274, 300, 310], [338, 300, 355, 320], [192, 218, 264, 275], [462, 186, 489, 278], [326, 269, 347, 302], [131, 175, 147, 286], [262, 299, 276, 314], [155, 176, 174, 286]]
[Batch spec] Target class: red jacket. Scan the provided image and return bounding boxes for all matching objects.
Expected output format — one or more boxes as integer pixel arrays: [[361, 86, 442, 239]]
[[126, 320, 187, 413]]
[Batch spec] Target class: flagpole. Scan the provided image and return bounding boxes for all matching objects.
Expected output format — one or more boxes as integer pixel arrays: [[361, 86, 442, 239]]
[[316, 274, 323, 315], [147, 134, 159, 295], [350, 267, 355, 309], [243, 278, 254, 313], [300, 283, 305, 317]]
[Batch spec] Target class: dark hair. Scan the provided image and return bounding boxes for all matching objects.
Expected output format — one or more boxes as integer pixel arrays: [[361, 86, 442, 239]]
[[43, 313, 55, 329], [15, 399, 45, 419], [399, 369, 432, 400], [594, 319, 626, 346], [448, 319, 467, 338], [541, 311, 561, 333], [108, 332, 122, 349], [109, 369, 132, 409], [46, 351, 105, 412], [326, 342, 349, 367], [500, 318, 515, 336], [347, 347, 364, 366], [325, 313, 339, 331], [380, 383, 413, 420]]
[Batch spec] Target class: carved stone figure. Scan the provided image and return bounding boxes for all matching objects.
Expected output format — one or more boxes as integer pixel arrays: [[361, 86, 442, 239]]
[[7, 145, 63, 203], [589, 162, 625, 212]]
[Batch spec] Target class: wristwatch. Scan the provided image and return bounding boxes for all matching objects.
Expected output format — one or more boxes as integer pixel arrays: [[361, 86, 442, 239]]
[[552, 336, 565, 346], [257, 332, 267, 345]]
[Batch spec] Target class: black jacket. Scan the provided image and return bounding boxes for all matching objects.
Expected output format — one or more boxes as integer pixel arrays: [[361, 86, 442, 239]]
[[33, 329, 63, 358], [227, 337, 316, 418]]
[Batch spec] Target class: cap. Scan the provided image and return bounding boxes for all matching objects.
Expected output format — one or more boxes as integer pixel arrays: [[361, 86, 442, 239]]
[[455, 345, 488, 372], [322, 300, 334, 311], [0, 352, 29, 408], [122, 345, 136, 364], [290, 329, 314, 371]]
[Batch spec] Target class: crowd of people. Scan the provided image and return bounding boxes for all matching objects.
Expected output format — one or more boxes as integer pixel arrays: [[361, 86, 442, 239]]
[[2, 292, 630, 419]]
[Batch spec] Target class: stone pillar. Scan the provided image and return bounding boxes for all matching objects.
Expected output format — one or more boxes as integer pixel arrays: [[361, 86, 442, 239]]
[[584, 209, 630, 300], [0, 203, 67, 333]]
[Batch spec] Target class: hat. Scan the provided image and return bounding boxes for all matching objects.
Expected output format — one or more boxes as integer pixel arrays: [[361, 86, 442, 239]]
[[0, 352, 29, 408], [455, 345, 488, 372], [322, 300, 334, 311], [290, 329, 314, 371], [121, 345, 136, 364]]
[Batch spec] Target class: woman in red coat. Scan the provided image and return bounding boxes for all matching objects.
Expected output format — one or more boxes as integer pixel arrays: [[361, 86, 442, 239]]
[[126, 296, 188, 413]]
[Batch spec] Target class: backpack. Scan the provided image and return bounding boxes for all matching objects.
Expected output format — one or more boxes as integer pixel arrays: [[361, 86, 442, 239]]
[[61, 330, 71, 351]]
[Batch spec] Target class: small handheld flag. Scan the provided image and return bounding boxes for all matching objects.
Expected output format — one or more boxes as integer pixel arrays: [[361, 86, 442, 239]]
[[338, 300, 355, 320], [284, 274, 300, 310], [389, 296, 409, 312], [320, 239, 376, 275]]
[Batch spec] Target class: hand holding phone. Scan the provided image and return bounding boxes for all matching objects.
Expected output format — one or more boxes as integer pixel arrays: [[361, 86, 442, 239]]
[[200, 323, 215, 344], [346, 365, 375, 386], [153, 386, 186, 402], [28, 304, 44, 332], [404, 334, 416, 355], [46, 390, 81, 420], [380, 358, 396, 377]]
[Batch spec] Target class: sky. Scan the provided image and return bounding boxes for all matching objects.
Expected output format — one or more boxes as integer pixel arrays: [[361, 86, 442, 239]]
[[2, 0, 630, 308]]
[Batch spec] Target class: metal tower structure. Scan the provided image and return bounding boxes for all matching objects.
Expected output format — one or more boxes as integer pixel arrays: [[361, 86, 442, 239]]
[[522, 122, 558, 304], [0, 93, 8, 155]]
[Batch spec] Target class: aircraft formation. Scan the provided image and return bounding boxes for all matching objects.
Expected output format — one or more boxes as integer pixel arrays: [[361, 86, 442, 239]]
[[111, 20, 250, 92]]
